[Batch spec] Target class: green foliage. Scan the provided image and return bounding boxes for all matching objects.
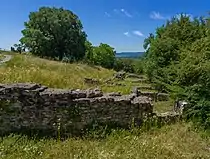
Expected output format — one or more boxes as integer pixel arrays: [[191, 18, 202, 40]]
[[12, 43, 25, 53], [10, 47, 15, 52], [144, 14, 208, 81], [143, 13, 210, 129], [90, 43, 116, 68], [84, 40, 94, 63], [113, 58, 135, 73], [20, 7, 87, 61], [178, 37, 210, 129], [132, 59, 144, 74], [113, 58, 144, 74]]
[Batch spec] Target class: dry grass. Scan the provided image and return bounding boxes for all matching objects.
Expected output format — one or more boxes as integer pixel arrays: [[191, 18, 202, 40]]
[[153, 100, 175, 113], [0, 54, 154, 94], [1, 123, 210, 159], [0, 54, 114, 90]]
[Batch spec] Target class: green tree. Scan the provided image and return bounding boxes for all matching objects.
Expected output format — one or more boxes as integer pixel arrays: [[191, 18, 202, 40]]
[[84, 40, 94, 63], [113, 58, 137, 73], [143, 13, 210, 129], [11, 47, 15, 52], [179, 37, 210, 129], [144, 14, 208, 82], [91, 43, 116, 68], [20, 7, 87, 61], [14, 43, 25, 53]]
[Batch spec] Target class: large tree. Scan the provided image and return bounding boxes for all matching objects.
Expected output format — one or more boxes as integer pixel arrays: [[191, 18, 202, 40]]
[[20, 7, 87, 61], [143, 14, 208, 82]]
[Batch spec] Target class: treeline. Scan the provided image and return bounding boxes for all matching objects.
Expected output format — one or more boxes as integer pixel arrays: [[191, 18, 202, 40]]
[[13, 7, 145, 74], [143, 13, 210, 129], [13, 7, 137, 72], [13, 7, 144, 73]]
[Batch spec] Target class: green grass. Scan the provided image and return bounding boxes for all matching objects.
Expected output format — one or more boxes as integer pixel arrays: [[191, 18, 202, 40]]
[[153, 100, 175, 113], [0, 54, 153, 94], [1, 123, 210, 159]]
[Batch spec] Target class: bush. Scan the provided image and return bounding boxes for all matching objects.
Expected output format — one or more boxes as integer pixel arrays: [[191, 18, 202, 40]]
[[133, 59, 144, 74], [113, 58, 135, 73], [143, 13, 210, 129], [88, 43, 116, 69]]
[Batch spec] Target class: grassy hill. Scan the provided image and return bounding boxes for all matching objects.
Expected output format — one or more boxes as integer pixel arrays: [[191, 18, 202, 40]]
[[0, 53, 154, 94], [1, 53, 210, 158], [0, 54, 114, 89]]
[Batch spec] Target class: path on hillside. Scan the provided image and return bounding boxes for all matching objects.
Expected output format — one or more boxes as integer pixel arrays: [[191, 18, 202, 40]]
[[0, 55, 12, 65]]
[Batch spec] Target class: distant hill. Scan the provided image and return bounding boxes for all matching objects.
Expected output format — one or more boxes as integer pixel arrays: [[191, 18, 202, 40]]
[[116, 52, 145, 58]]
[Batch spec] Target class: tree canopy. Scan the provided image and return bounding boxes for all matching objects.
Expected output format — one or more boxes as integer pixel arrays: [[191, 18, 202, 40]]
[[86, 43, 116, 69], [20, 7, 87, 61], [143, 13, 210, 129]]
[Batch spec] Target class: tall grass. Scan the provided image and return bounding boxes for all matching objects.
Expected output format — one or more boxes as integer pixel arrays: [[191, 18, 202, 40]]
[[0, 54, 154, 94], [0, 123, 210, 159], [0, 54, 114, 90]]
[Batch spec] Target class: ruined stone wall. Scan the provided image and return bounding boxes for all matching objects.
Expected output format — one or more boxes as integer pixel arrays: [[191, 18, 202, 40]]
[[0, 83, 153, 136]]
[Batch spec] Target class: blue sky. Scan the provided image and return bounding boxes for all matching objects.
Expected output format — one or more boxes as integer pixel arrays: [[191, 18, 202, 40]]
[[0, 0, 209, 52]]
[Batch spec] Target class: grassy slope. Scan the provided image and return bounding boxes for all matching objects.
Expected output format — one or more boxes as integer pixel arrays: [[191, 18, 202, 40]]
[[1, 123, 210, 159], [0, 54, 114, 90], [0, 54, 154, 94]]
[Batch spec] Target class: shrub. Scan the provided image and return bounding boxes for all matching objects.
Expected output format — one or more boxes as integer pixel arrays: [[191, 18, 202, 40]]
[[113, 58, 134, 73]]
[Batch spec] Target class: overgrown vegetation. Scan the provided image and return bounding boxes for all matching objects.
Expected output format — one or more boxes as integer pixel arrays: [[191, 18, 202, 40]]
[[113, 58, 144, 74], [1, 123, 210, 159], [0, 54, 155, 95], [143, 13, 210, 129]]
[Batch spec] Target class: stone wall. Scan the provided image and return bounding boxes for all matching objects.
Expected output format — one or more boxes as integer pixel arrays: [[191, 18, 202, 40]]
[[0, 83, 153, 136]]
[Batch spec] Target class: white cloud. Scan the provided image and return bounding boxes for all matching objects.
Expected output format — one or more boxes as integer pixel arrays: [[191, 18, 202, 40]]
[[120, 8, 133, 18], [150, 11, 167, 20], [132, 31, 144, 37], [113, 9, 133, 18], [105, 12, 111, 17], [124, 32, 130, 37]]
